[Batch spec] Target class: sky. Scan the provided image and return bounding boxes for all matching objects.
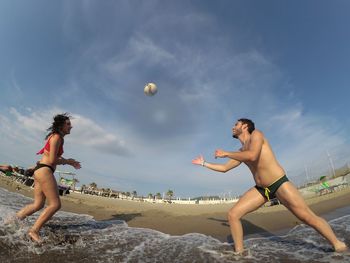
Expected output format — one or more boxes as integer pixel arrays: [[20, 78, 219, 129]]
[[0, 0, 350, 198]]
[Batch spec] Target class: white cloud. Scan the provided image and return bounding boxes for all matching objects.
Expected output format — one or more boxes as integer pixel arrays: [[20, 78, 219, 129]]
[[0, 108, 48, 145], [130, 35, 175, 63], [10, 70, 23, 98], [267, 107, 350, 183], [10, 1, 347, 196], [153, 110, 167, 124], [103, 34, 175, 77], [0, 108, 131, 157], [71, 114, 131, 156]]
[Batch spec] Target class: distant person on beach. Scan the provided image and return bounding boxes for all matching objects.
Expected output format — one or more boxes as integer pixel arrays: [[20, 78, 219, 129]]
[[16, 113, 81, 242], [192, 118, 348, 254], [0, 164, 19, 175], [0, 164, 13, 173]]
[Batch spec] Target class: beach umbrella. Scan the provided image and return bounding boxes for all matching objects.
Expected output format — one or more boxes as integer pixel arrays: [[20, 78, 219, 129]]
[[319, 176, 327, 181]]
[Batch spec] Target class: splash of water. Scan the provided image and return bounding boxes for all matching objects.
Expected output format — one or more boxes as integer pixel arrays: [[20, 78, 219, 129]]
[[1, 187, 349, 263]]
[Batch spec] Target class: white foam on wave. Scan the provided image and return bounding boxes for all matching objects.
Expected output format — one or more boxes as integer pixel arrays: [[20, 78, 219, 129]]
[[1, 187, 350, 263], [241, 214, 350, 263]]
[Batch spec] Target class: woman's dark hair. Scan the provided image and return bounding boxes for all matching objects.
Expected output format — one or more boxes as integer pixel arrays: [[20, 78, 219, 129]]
[[238, 118, 255, 134], [45, 113, 71, 139]]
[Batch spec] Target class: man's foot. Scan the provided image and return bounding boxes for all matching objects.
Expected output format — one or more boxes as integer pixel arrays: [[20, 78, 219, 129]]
[[334, 241, 349, 253], [28, 229, 42, 244]]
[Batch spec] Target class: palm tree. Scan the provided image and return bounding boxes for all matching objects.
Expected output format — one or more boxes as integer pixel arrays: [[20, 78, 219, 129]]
[[166, 189, 174, 201], [89, 182, 97, 190], [105, 188, 112, 197], [72, 178, 79, 192], [132, 190, 137, 197], [148, 193, 153, 199], [155, 192, 162, 200]]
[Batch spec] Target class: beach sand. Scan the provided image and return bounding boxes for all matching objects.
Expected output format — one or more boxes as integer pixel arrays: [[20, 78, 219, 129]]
[[1, 175, 350, 242]]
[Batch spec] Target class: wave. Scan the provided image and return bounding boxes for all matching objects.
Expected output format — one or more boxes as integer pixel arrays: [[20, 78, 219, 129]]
[[1, 187, 349, 263]]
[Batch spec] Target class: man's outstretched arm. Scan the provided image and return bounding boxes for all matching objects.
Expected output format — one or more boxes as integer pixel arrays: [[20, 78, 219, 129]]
[[215, 130, 264, 162], [192, 155, 241, 173]]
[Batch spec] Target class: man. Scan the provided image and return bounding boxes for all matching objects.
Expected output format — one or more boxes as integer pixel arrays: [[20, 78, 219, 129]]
[[192, 118, 348, 253]]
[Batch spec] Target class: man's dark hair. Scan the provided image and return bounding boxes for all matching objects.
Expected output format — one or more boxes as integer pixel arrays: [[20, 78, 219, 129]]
[[238, 118, 255, 134], [45, 113, 71, 139]]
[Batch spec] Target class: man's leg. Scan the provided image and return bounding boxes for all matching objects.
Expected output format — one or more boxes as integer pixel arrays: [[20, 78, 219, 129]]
[[228, 187, 266, 253], [276, 182, 348, 252]]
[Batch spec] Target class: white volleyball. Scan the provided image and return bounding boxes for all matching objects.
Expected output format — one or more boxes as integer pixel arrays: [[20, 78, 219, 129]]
[[144, 82, 158, 96]]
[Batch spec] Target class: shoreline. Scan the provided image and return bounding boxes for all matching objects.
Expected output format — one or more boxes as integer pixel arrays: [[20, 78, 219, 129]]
[[1, 175, 350, 242]]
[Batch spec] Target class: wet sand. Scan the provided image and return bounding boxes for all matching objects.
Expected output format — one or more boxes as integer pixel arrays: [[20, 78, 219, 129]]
[[1, 175, 350, 242]]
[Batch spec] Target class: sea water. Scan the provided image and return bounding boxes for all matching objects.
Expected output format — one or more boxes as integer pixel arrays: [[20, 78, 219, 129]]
[[1, 187, 349, 263]]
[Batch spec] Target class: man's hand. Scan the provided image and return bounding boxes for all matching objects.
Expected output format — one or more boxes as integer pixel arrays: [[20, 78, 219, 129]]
[[214, 149, 227, 159], [192, 155, 205, 166]]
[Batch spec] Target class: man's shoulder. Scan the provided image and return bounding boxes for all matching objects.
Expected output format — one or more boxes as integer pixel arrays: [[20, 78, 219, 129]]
[[251, 129, 264, 137], [250, 130, 266, 144]]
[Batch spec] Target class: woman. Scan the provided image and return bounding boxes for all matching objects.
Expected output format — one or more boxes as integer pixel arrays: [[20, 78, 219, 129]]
[[16, 113, 81, 242]]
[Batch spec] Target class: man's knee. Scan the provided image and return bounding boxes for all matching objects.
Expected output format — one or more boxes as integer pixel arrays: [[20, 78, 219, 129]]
[[298, 212, 318, 226], [228, 207, 242, 222]]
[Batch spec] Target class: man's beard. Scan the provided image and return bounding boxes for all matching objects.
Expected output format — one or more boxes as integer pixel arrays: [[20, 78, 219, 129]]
[[232, 128, 241, 139]]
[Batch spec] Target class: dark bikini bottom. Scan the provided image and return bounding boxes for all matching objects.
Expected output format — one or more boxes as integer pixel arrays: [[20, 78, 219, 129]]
[[33, 163, 55, 174]]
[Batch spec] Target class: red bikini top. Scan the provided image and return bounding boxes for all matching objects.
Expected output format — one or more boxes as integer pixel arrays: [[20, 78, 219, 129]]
[[36, 134, 64, 157]]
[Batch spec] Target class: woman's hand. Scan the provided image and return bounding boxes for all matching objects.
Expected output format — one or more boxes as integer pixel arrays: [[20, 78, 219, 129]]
[[66, 158, 81, 169]]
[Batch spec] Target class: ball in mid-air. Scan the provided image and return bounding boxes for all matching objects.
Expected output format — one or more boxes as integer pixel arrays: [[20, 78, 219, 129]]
[[144, 82, 158, 96]]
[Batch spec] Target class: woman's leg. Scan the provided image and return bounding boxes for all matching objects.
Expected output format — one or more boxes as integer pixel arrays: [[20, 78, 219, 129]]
[[28, 167, 61, 242], [16, 177, 45, 220]]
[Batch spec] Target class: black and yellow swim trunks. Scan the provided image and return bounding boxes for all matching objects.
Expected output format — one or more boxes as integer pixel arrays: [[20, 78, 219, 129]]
[[255, 175, 289, 201]]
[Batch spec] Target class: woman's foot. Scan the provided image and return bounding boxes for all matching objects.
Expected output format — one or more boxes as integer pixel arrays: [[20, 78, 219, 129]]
[[233, 248, 250, 256], [28, 229, 42, 244], [334, 241, 349, 253]]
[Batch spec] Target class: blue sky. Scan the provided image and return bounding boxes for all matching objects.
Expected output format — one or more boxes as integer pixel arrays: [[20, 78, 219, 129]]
[[0, 1, 350, 198]]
